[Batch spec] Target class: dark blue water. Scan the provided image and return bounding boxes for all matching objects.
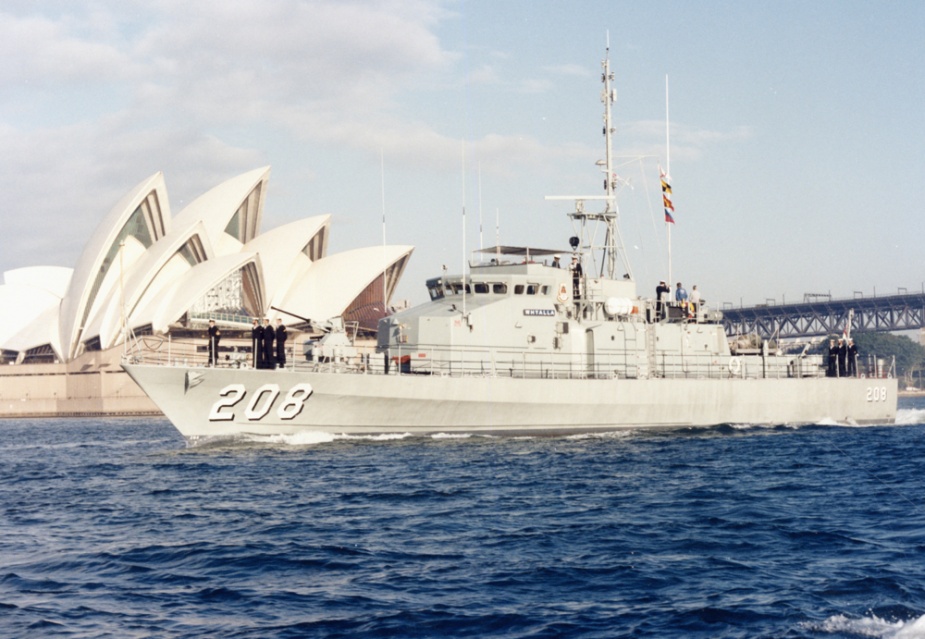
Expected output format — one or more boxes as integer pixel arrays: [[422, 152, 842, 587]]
[[2, 400, 924, 638]]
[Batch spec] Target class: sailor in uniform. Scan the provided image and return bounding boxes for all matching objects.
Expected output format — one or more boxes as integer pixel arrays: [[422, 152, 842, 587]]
[[837, 338, 847, 377], [251, 319, 263, 368], [275, 318, 288, 368], [656, 280, 670, 320], [263, 318, 275, 369], [207, 320, 221, 366], [847, 338, 858, 377]]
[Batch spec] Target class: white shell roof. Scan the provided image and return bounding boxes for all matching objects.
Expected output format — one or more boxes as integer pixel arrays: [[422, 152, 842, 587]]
[[88, 220, 214, 349], [0, 284, 63, 358], [275, 245, 413, 322], [133, 252, 262, 333], [59, 172, 170, 359], [1, 166, 414, 362], [3, 266, 72, 297], [172, 166, 270, 254], [242, 215, 331, 306]]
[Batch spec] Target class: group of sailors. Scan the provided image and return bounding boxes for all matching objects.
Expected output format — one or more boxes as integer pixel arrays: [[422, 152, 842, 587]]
[[551, 255, 706, 318], [655, 280, 701, 320], [550, 253, 584, 298], [827, 337, 858, 378], [252, 318, 288, 369], [206, 318, 289, 368]]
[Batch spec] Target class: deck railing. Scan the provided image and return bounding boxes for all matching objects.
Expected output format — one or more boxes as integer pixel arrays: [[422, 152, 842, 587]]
[[119, 336, 894, 381]]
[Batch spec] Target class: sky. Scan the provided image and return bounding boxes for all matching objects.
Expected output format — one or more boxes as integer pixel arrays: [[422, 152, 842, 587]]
[[1, 0, 923, 309]]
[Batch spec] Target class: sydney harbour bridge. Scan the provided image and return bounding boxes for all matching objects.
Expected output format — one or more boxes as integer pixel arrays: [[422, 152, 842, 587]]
[[720, 289, 925, 340]]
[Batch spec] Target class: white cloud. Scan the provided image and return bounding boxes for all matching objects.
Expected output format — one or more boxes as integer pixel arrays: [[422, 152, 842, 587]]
[[468, 64, 501, 85], [132, 1, 452, 108], [0, 1, 467, 271], [617, 119, 754, 162], [0, 119, 263, 269], [543, 63, 591, 77], [0, 12, 135, 85], [516, 78, 555, 94]]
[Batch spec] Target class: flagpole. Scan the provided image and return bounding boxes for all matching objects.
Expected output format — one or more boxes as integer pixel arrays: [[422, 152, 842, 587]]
[[478, 162, 483, 251], [461, 139, 467, 320], [380, 149, 387, 315], [666, 74, 671, 286]]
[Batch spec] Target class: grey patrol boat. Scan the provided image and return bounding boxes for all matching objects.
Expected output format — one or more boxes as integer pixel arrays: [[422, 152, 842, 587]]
[[123, 49, 897, 441]]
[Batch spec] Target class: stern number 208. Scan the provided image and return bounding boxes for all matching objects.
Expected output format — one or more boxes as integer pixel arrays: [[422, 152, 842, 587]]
[[866, 386, 888, 403], [209, 383, 314, 422]]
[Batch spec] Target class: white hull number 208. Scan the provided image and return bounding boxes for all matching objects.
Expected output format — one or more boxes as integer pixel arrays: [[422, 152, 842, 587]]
[[209, 383, 314, 422]]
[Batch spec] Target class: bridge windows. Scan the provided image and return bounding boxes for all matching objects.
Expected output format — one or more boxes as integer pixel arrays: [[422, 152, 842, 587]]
[[513, 283, 548, 296], [472, 282, 509, 294]]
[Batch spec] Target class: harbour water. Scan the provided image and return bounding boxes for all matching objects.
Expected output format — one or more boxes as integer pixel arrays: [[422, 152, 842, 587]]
[[2, 399, 924, 638]]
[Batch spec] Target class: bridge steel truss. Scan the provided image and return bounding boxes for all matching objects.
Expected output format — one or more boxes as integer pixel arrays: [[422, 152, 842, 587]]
[[721, 293, 925, 339]]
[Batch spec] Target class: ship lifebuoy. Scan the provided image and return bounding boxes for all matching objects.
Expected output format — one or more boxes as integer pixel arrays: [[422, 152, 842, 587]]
[[728, 357, 741, 375]]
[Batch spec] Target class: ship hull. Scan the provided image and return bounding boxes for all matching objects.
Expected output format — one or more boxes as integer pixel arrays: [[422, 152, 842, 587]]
[[123, 363, 897, 440]]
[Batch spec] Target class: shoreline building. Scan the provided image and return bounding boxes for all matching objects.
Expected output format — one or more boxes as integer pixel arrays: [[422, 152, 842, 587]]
[[0, 167, 412, 417]]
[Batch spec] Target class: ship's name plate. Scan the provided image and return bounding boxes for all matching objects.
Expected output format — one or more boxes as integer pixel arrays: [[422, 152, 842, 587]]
[[523, 309, 555, 317]]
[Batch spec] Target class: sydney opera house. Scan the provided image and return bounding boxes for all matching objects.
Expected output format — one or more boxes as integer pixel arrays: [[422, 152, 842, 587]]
[[0, 167, 412, 416]]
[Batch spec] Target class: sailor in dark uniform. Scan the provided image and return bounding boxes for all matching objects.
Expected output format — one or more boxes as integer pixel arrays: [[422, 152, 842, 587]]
[[656, 280, 670, 320], [837, 338, 847, 377], [251, 319, 263, 368], [207, 320, 221, 366], [826, 338, 838, 377], [847, 338, 858, 377], [263, 318, 275, 369], [275, 318, 288, 368]]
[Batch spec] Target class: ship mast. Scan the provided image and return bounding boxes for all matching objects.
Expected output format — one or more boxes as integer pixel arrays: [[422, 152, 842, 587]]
[[600, 41, 618, 279], [546, 41, 631, 281]]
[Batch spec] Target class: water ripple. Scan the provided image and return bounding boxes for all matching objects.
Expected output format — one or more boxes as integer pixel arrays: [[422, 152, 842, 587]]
[[1, 404, 924, 638]]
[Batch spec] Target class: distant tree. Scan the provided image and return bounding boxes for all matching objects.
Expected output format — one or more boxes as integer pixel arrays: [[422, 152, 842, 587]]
[[806, 332, 925, 386], [851, 332, 925, 385]]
